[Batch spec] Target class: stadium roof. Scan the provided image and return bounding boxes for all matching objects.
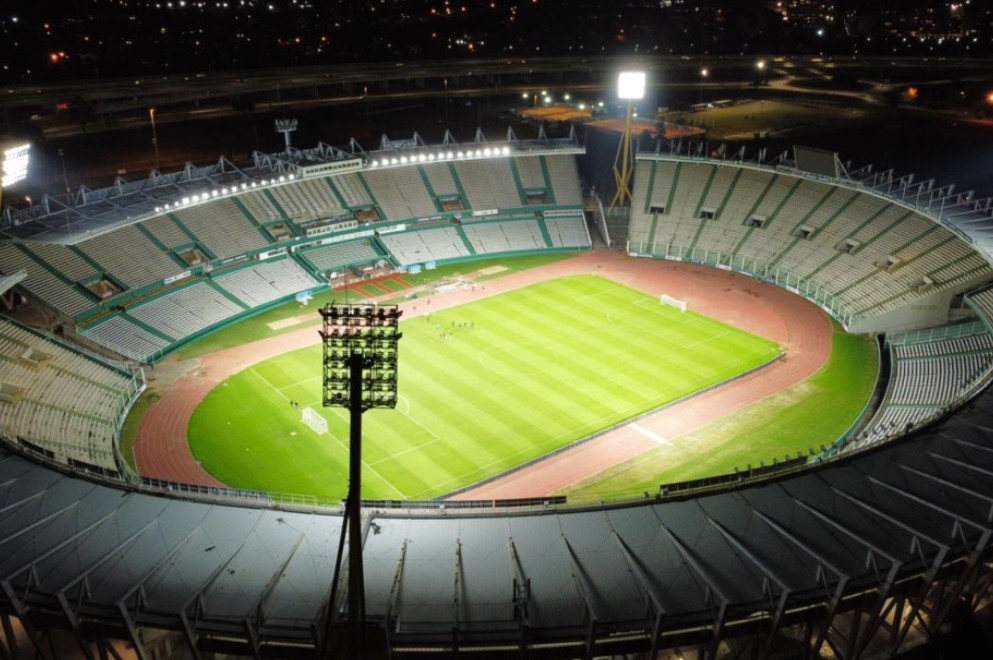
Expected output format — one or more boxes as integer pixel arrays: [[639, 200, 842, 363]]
[[0, 128, 582, 245], [2, 388, 993, 655]]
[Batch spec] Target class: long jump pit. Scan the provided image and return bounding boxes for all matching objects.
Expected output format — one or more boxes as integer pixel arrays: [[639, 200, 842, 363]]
[[134, 250, 832, 498]]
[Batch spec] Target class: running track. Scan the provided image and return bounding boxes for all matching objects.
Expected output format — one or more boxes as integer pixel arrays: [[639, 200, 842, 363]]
[[135, 251, 832, 496]]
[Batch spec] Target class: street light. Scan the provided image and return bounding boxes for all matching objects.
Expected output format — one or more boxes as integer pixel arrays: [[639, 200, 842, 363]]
[[699, 67, 709, 104], [756, 59, 767, 84], [148, 108, 160, 171]]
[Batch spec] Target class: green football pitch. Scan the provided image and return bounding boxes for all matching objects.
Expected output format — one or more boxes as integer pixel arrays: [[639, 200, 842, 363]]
[[188, 275, 783, 500]]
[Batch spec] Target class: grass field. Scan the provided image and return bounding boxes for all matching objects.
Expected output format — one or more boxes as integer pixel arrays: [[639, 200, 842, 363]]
[[188, 275, 782, 500], [562, 330, 879, 502], [669, 100, 872, 140]]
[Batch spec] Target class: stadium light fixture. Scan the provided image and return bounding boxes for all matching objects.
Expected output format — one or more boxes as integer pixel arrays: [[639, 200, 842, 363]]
[[617, 71, 646, 100], [319, 304, 402, 657], [0, 141, 30, 212]]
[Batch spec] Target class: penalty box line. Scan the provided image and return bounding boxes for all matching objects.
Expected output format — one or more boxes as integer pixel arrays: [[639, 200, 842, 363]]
[[250, 369, 408, 498]]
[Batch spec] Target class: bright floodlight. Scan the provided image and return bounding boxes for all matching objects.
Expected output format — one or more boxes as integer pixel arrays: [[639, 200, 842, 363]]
[[1, 143, 30, 187], [618, 71, 646, 100]]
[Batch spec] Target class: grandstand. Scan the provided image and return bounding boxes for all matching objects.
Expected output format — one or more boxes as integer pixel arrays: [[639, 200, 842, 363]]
[[0, 136, 589, 361], [0, 318, 144, 474], [212, 258, 320, 307], [629, 155, 993, 332], [4, 130, 993, 658], [296, 238, 386, 274]]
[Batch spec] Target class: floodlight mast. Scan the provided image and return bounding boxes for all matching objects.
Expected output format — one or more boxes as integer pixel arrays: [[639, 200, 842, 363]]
[[319, 303, 402, 659], [0, 142, 31, 213], [610, 71, 646, 209]]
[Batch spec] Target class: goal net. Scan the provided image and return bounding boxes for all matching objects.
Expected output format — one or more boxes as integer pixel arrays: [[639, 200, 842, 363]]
[[301, 407, 328, 435], [660, 294, 687, 312]]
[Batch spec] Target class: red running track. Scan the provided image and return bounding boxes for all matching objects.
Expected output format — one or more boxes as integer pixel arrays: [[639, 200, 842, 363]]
[[135, 250, 832, 497]]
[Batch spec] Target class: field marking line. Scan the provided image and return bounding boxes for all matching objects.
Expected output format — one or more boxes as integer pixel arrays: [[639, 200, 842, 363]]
[[322, 408, 409, 499], [251, 369, 291, 402], [279, 374, 322, 389], [254, 368, 408, 498], [574, 293, 714, 348], [369, 435, 448, 467], [686, 329, 732, 348], [631, 423, 669, 446]]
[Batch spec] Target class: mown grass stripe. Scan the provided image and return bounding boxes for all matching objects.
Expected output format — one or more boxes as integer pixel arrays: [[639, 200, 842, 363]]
[[188, 274, 781, 500]]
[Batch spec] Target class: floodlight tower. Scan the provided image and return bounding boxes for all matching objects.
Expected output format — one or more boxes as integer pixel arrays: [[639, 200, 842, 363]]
[[0, 141, 30, 211], [275, 118, 298, 157], [319, 303, 402, 658], [610, 71, 646, 208]]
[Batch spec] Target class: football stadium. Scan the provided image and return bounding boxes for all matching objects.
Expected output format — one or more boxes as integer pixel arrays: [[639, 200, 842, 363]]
[[2, 110, 993, 659]]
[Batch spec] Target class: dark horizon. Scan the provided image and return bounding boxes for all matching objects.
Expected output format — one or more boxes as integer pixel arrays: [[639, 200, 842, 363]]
[[1, 0, 990, 84]]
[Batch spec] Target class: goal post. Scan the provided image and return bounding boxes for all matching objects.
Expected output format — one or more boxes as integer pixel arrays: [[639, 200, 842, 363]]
[[301, 407, 329, 435], [660, 294, 687, 312]]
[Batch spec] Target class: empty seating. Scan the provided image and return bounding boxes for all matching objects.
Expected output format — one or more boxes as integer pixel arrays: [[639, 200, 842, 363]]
[[128, 282, 245, 340], [421, 162, 460, 198], [0, 318, 141, 472], [852, 329, 993, 451], [267, 178, 344, 221], [81, 315, 172, 362], [630, 157, 993, 327], [379, 227, 471, 266], [544, 216, 590, 248], [213, 259, 319, 307], [361, 168, 437, 221], [170, 200, 271, 259], [454, 160, 522, 210], [542, 155, 582, 205], [78, 225, 185, 290], [238, 190, 283, 223], [298, 239, 383, 273], [515, 157, 546, 189], [0, 243, 95, 318], [462, 220, 545, 254], [331, 173, 374, 208]]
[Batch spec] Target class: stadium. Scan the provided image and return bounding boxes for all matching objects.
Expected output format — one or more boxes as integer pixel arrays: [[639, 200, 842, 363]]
[[1, 106, 993, 660]]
